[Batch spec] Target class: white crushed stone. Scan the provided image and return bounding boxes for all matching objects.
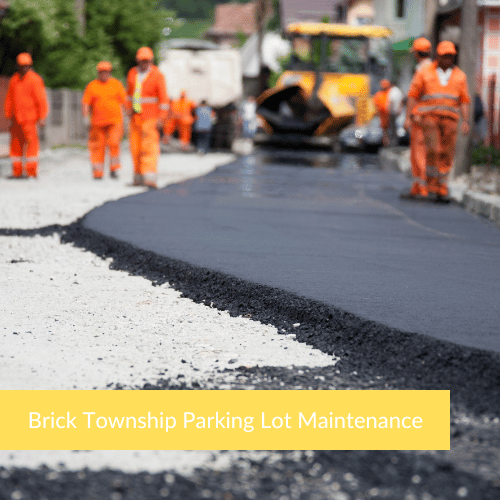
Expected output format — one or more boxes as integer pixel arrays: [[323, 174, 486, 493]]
[[0, 145, 337, 474]]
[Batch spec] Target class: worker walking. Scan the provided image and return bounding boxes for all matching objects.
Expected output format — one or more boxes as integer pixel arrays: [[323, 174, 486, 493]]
[[126, 47, 169, 188], [82, 61, 127, 179], [4, 53, 48, 178], [373, 79, 391, 147], [408, 41, 471, 202], [163, 90, 196, 151], [402, 37, 433, 200]]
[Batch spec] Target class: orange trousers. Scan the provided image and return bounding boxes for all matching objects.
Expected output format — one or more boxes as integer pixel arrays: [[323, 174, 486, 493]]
[[10, 121, 39, 177], [88, 123, 122, 178], [130, 114, 159, 187], [164, 118, 192, 145], [422, 115, 458, 197], [409, 122, 428, 196]]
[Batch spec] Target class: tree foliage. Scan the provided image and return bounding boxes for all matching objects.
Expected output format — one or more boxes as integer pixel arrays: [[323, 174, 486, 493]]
[[0, 0, 168, 89]]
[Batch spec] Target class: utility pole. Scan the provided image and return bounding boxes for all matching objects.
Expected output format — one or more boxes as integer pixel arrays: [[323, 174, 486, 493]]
[[74, 0, 85, 36], [256, 0, 267, 95], [453, 0, 478, 177]]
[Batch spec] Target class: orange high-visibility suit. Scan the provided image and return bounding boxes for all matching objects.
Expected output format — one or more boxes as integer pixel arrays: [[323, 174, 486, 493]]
[[82, 77, 127, 178], [409, 62, 470, 197], [126, 66, 169, 187], [164, 94, 196, 147], [373, 88, 390, 146], [4, 70, 48, 178], [408, 58, 432, 197]]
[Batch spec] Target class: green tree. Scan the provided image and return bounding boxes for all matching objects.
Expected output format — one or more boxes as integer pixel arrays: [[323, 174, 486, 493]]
[[0, 0, 168, 89]]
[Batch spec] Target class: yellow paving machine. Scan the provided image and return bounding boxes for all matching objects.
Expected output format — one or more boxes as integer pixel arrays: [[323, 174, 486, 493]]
[[256, 22, 392, 148]]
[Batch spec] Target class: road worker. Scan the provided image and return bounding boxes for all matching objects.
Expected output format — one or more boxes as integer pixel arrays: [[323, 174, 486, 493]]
[[163, 90, 196, 151], [373, 79, 391, 147], [4, 53, 48, 178], [407, 41, 471, 202], [401, 37, 433, 200], [126, 46, 169, 188], [82, 61, 127, 179]]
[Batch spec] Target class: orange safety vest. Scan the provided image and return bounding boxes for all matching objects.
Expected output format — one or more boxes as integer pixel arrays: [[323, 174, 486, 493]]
[[408, 61, 470, 121], [4, 70, 48, 124], [82, 77, 127, 126], [126, 65, 169, 120]]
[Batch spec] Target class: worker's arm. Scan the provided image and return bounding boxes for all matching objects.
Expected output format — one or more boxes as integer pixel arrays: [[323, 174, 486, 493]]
[[4, 78, 13, 128], [405, 71, 424, 129], [460, 102, 470, 135], [404, 96, 418, 130], [459, 77, 472, 135], [35, 77, 49, 127], [81, 84, 92, 127], [157, 73, 169, 127]]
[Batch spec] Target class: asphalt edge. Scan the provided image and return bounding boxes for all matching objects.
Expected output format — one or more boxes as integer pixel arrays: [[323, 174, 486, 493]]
[[54, 218, 500, 417]]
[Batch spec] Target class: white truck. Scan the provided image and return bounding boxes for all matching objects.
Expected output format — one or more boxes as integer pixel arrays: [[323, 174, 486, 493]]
[[158, 39, 243, 148]]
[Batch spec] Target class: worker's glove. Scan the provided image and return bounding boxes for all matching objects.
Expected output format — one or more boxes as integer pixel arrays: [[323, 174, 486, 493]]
[[82, 115, 91, 128], [461, 121, 470, 135]]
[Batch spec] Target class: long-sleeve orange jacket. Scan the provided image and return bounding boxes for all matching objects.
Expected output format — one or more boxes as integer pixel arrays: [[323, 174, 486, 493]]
[[126, 65, 169, 120], [4, 70, 48, 124]]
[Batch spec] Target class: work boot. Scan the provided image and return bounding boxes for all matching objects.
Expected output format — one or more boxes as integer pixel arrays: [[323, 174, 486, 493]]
[[110, 170, 119, 179]]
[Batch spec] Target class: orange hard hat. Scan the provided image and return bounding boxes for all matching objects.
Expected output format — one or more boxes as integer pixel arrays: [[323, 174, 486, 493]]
[[411, 37, 432, 53], [16, 53, 33, 66], [97, 61, 113, 72], [380, 79, 391, 90], [136, 47, 154, 61], [436, 41, 457, 56]]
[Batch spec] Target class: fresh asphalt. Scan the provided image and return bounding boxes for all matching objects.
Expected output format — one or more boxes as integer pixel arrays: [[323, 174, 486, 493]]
[[83, 149, 500, 354]]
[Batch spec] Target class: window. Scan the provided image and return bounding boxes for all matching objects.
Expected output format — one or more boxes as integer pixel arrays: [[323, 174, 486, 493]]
[[396, 0, 405, 19]]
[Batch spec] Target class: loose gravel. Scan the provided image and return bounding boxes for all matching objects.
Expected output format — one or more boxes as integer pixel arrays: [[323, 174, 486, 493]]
[[1, 147, 499, 499]]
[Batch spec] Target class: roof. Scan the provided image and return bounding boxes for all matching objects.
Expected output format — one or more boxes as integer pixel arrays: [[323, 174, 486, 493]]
[[286, 22, 392, 38], [207, 2, 258, 36], [160, 39, 221, 51], [392, 37, 415, 52], [437, 0, 500, 14]]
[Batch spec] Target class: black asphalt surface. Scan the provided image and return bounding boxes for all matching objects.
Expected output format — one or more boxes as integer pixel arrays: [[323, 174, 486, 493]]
[[83, 150, 500, 354]]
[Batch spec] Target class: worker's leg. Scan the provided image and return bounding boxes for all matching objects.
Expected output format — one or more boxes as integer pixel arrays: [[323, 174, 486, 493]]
[[22, 122, 39, 178], [129, 114, 143, 185], [107, 122, 123, 174], [436, 117, 458, 197], [410, 122, 428, 197], [9, 121, 24, 178], [422, 115, 440, 195], [179, 122, 192, 149], [139, 118, 159, 188], [88, 124, 106, 179], [163, 118, 176, 144]]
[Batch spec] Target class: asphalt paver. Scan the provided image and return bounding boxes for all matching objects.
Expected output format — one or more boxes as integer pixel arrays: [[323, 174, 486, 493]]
[[83, 150, 500, 354]]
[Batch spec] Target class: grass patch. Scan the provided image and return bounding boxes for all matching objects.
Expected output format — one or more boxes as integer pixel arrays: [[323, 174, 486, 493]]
[[168, 19, 211, 40]]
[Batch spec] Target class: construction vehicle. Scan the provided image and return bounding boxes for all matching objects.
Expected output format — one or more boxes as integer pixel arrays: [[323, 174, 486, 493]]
[[158, 39, 243, 148], [256, 22, 392, 148]]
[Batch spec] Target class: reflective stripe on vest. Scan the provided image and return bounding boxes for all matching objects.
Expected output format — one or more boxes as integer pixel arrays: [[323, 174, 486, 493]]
[[421, 93, 460, 102], [419, 105, 460, 117], [133, 79, 143, 113]]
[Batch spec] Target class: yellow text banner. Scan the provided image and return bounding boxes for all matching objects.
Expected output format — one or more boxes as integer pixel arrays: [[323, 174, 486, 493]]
[[0, 390, 449, 450]]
